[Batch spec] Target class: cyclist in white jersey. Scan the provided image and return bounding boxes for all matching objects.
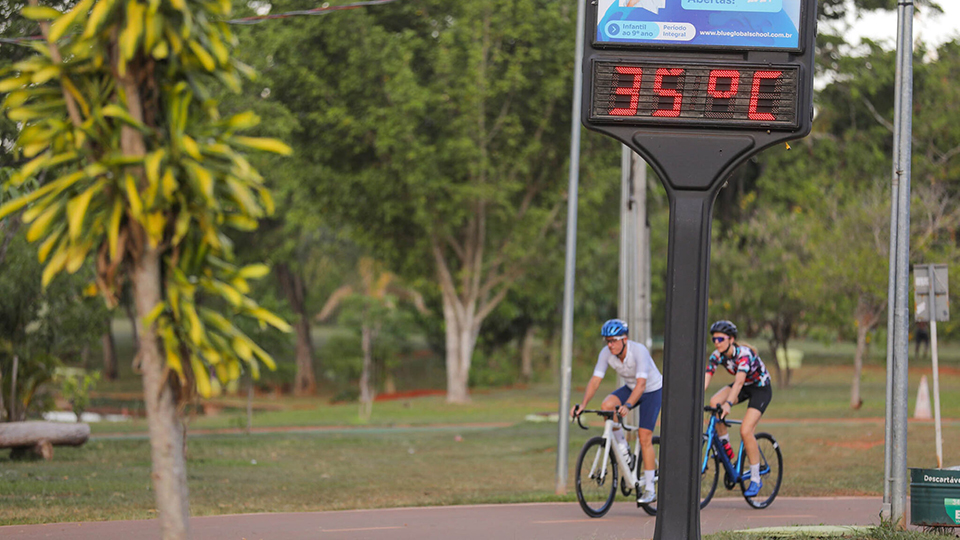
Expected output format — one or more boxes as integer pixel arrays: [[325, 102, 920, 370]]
[[571, 319, 663, 504]]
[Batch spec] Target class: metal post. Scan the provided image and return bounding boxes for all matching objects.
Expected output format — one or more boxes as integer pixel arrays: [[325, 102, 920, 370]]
[[928, 265, 943, 468], [890, 0, 914, 529], [619, 146, 635, 410], [652, 189, 719, 540], [619, 146, 645, 338], [619, 146, 648, 428], [632, 153, 651, 349], [881, 11, 905, 519], [555, 0, 586, 496]]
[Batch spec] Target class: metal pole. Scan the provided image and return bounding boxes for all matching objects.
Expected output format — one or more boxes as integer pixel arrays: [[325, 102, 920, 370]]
[[619, 146, 647, 427], [632, 153, 651, 349], [881, 7, 906, 518], [890, 0, 914, 528], [619, 146, 634, 412], [620, 145, 633, 328], [652, 190, 719, 540], [929, 265, 943, 468], [555, 0, 586, 496]]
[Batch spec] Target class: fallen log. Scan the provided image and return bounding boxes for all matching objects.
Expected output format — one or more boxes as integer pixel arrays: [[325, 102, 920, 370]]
[[0, 421, 90, 460]]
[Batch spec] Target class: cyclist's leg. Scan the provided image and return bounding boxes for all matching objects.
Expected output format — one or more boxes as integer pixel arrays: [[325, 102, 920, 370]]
[[739, 384, 771, 484], [740, 407, 762, 465], [603, 387, 631, 453], [708, 385, 734, 438], [636, 388, 662, 475]]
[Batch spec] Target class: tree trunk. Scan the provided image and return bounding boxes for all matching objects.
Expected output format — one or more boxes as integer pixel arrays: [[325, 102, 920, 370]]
[[851, 322, 867, 410], [102, 318, 118, 380], [441, 293, 480, 404], [277, 264, 315, 396], [10, 355, 19, 422], [359, 321, 375, 420], [782, 339, 792, 388], [124, 296, 139, 346], [132, 247, 191, 539], [767, 340, 783, 389], [521, 326, 536, 382], [851, 297, 882, 410], [0, 421, 90, 448]]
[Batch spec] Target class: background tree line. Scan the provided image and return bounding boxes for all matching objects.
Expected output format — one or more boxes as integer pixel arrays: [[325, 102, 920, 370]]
[[2, 0, 957, 413]]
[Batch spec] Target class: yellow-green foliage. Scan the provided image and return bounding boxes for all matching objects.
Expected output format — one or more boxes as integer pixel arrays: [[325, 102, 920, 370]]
[[0, 0, 293, 398]]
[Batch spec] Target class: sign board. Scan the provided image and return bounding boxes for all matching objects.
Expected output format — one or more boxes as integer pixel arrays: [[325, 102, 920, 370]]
[[915, 264, 949, 322], [579, 2, 818, 539], [595, 0, 805, 50], [582, 0, 817, 160]]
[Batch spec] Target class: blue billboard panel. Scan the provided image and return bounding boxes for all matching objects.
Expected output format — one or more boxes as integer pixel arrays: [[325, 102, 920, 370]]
[[596, 0, 803, 50]]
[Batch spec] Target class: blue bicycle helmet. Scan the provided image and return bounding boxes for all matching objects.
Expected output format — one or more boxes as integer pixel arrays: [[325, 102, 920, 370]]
[[709, 320, 738, 339], [600, 319, 629, 337]]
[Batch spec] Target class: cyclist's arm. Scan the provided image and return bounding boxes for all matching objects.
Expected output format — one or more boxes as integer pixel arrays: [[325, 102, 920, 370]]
[[703, 372, 713, 393], [721, 371, 748, 419], [573, 376, 603, 417], [618, 378, 646, 416]]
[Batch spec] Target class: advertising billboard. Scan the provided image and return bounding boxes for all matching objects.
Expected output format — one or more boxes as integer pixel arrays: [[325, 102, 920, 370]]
[[595, 0, 804, 50]]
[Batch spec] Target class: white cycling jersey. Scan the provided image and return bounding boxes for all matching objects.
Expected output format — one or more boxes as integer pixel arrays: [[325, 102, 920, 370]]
[[593, 340, 662, 392]]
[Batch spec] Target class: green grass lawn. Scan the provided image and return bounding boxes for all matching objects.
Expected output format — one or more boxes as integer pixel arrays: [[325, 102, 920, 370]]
[[3, 417, 957, 525], [6, 324, 960, 527]]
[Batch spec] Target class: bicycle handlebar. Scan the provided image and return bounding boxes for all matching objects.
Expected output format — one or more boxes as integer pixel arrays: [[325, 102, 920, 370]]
[[571, 405, 633, 431], [703, 405, 741, 426]]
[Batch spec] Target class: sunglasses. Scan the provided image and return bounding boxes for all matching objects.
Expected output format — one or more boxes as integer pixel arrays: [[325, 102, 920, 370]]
[[712, 336, 728, 343], [605, 337, 625, 344]]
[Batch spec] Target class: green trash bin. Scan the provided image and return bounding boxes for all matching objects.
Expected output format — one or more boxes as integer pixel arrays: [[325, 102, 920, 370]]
[[910, 468, 960, 528]]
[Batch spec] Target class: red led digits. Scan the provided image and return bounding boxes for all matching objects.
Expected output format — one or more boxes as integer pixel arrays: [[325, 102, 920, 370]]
[[707, 70, 740, 99], [593, 62, 797, 127], [748, 70, 782, 121], [652, 68, 685, 118], [610, 66, 643, 116]]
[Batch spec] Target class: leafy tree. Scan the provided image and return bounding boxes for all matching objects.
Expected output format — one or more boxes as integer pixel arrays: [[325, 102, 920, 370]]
[[238, 0, 575, 402], [317, 256, 428, 418], [0, 229, 106, 420], [0, 0, 291, 536], [710, 205, 816, 387]]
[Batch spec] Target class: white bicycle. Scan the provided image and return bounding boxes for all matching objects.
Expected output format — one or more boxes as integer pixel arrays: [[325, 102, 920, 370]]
[[573, 407, 660, 517]]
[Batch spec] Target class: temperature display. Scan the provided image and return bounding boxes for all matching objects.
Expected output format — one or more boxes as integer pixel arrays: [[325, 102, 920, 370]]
[[590, 60, 800, 129]]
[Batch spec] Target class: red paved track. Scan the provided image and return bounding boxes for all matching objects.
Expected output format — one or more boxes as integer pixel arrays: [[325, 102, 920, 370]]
[[0, 497, 896, 540]]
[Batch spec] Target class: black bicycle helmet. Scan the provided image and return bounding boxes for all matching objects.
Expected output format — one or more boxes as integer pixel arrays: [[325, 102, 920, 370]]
[[709, 320, 738, 339]]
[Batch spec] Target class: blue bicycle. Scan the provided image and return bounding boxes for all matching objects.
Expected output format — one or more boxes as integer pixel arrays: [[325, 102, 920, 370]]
[[700, 405, 783, 509]]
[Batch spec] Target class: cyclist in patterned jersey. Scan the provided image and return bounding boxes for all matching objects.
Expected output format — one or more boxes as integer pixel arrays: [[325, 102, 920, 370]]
[[571, 319, 663, 505], [704, 320, 772, 498]]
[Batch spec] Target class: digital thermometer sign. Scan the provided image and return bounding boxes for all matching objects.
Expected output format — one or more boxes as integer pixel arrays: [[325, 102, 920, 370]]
[[590, 61, 800, 128], [595, 0, 804, 50]]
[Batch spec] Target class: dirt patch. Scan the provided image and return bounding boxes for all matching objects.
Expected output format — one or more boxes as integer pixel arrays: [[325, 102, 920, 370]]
[[374, 389, 446, 402], [810, 438, 885, 450]]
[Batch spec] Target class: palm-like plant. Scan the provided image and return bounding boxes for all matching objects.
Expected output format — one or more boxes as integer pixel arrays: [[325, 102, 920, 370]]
[[0, 0, 291, 536], [317, 257, 427, 419]]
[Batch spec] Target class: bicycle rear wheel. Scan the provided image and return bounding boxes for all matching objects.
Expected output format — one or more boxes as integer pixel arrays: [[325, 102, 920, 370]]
[[739, 432, 783, 509], [575, 436, 618, 518], [700, 437, 720, 509]]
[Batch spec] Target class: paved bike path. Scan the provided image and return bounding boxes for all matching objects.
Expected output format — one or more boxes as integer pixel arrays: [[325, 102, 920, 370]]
[[0, 497, 894, 540]]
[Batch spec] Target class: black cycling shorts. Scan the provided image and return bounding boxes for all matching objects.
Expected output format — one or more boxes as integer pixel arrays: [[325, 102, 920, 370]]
[[727, 383, 772, 414]]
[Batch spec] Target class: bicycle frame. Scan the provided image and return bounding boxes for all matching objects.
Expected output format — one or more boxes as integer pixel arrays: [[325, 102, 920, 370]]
[[702, 412, 745, 481], [580, 411, 641, 492]]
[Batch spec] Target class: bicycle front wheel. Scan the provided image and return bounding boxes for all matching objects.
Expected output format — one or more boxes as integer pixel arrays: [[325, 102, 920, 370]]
[[700, 438, 720, 509], [739, 432, 783, 509], [575, 436, 618, 518]]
